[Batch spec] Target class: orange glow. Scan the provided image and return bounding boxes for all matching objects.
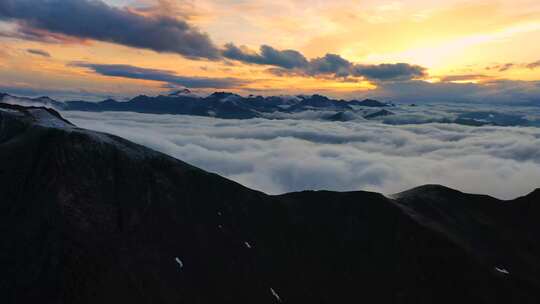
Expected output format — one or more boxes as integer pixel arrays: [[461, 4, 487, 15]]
[[0, 0, 539, 98]]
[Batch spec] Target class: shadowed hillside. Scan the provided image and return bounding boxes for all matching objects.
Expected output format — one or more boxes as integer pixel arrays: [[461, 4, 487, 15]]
[[0, 103, 539, 304]]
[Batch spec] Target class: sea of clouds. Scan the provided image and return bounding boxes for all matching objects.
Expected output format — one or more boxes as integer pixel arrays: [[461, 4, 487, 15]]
[[62, 110, 540, 200]]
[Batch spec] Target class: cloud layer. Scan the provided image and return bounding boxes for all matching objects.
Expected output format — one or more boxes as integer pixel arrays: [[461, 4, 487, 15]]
[[63, 110, 540, 200]]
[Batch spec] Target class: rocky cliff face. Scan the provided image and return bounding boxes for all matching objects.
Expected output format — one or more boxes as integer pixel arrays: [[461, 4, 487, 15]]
[[0, 103, 539, 304]]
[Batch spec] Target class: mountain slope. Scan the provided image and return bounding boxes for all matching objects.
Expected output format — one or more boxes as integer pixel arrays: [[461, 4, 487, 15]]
[[0, 103, 539, 304], [393, 185, 540, 299]]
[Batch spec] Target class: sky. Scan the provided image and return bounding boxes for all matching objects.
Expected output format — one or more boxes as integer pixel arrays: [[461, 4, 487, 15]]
[[1, 0, 540, 102]]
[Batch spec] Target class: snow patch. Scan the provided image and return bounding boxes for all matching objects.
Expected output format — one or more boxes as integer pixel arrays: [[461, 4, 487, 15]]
[[244, 241, 252, 249], [0, 108, 23, 115], [495, 267, 509, 274], [28, 109, 72, 129], [74, 128, 159, 160], [175, 257, 184, 269], [221, 95, 241, 103], [270, 288, 281, 302], [3, 96, 62, 110]]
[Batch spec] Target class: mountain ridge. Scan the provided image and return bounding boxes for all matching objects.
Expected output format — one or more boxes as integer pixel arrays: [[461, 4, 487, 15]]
[[0, 91, 392, 120]]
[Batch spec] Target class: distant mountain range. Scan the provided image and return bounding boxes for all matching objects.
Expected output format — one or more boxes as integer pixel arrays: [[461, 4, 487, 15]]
[[0, 91, 393, 120], [1, 103, 540, 303], [2, 91, 537, 127]]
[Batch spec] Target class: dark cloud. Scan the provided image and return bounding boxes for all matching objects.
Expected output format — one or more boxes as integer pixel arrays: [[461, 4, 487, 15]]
[[26, 48, 50, 57], [222, 43, 427, 81], [527, 60, 540, 69], [0, 0, 220, 59], [71, 63, 248, 89], [265, 53, 426, 81], [352, 63, 427, 81], [222, 44, 308, 69], [0, 24, 83, 43], [307, 54, 352, 77]]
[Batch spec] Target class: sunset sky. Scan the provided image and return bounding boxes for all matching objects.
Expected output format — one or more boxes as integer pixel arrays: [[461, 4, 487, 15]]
[[1, 0, 540, 101]]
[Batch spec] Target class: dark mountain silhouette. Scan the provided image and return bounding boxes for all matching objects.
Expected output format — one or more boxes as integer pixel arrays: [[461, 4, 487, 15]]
[[0, 92, 65, 108], [1, 103, 540, 304], [0, 92, 391, 119], [364, 109, 395, 119], [325, 111, 354, 122], [287, 94, 353, 112], [349, 98, 390, 107]]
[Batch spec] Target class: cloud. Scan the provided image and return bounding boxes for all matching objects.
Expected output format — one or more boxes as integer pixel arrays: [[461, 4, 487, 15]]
[[71, 62, 248, 89], [307, 54, 352, 77], [0, 0, 220, 59], [527, 60, 540, 69], [26, 48, 50, 57], [439, 74, 490, 82], [222, 44, 309, 69], [62, 110, 540, 200], [0, 24, 84, 43], [498, 63, 515, 72], [352, 63, 427, 81], [266, 52, 426, 81], [486, 63, 516, 72], [485, 61, 540, 71]]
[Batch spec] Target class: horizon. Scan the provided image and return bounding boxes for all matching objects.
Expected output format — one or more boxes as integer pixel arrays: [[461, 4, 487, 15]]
[[0, 88, 393, 102]]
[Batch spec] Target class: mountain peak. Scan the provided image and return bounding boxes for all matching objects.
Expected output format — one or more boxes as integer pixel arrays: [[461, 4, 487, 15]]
[[522, 188, 540, 200], [0, 102, 74, 129], [208, 91, 240, 99], [310, 94, 330, 100], [349, 98, 388, 107], [391, 184, 462, 200], [168, 88, 195, 97], [35, 96, 53, 101]]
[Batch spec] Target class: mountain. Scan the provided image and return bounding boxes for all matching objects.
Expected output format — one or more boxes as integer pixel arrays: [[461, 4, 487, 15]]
[[0, 92, 391, 120], [168, 89, 198, 98], [0, 92, 65, 109], [349, 98, 391, 107], [287, 94, 353, 112], [1, 103, 540, 303], [364, 109, 395, 119], [324, 111, 356, 122]]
